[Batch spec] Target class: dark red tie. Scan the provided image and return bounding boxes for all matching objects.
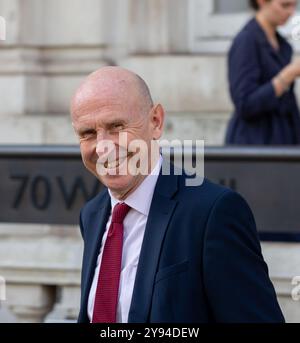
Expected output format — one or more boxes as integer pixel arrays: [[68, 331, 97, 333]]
[[92, 202, 131, 323]]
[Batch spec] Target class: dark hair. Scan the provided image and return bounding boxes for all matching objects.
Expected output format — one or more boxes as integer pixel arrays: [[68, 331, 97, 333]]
[[249, 0, 271, 11], [249, 0, 259, 10]]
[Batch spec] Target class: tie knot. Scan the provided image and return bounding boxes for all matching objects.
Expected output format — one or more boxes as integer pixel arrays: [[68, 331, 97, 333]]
[[111, 202, 131, 224]]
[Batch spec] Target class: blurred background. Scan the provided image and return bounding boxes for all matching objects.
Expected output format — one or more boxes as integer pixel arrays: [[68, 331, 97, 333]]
[[0, 0, 300, 322]]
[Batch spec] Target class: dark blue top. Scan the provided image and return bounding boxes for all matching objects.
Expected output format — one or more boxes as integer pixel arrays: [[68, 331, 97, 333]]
[[225, 18, 300, 145], [78, 163, 285, 323]]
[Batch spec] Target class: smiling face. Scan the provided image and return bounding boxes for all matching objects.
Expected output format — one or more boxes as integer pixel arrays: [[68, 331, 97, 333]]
[[258, 0, 297, 26], [71, 67, 164, 200]]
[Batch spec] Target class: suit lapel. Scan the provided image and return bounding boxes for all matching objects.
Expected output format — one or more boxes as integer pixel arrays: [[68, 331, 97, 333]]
[[81, 191, 111, 318], [128, 163, 179, 322], [254, 19, 288, 67]]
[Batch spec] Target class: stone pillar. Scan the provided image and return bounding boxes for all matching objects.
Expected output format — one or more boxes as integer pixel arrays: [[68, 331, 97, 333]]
[[128, 0, 190, 53], [120, 0, 231, 144], [6, 283, 55, 323], [0, 223, 82, 323], [44, 285, 80, 322], [0, 0, 233, 145], [0, 0, 124, 144], [261, 242, 300, 323]]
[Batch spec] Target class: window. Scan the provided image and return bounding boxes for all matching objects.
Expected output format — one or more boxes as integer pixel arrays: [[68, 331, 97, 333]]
[[189, 0, 300, 53], [214, 1, 248, 14]]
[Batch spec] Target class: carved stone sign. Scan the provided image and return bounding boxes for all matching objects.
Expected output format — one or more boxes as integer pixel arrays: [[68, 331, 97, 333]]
[[0, 146, 299, 241], [0, 146, 102, 224]]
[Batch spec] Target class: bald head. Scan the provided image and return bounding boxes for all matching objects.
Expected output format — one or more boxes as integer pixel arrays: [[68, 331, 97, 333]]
[[71, 66, 153, 119], [71, 66, 165, 199]]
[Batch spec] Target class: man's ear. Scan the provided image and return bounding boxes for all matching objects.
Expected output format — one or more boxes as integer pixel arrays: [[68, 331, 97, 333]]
[[151, 104, 165, 140]]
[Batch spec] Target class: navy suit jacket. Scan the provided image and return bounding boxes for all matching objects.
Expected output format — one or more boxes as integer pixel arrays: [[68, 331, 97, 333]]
[[225, 18, 300, 145], [78, 164, 284, 323]]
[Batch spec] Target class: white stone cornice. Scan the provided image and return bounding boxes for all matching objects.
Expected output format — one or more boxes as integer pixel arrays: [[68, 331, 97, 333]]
[[0, 47, 110, 74]]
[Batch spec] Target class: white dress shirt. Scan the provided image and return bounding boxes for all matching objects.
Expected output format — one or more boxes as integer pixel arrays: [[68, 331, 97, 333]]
[[88, 156, 162, 323]]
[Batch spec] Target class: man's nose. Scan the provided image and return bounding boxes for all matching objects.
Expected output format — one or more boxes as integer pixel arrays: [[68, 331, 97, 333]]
[[96, 129, 117, 146], [95, 131, 116, 160], [96, 129, 106, 142]]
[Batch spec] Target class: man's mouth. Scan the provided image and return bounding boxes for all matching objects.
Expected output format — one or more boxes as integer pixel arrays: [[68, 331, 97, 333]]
[[103, 151, 135, 170]]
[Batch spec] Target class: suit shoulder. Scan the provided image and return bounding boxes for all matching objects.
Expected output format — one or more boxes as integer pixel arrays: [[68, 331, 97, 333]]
[[202, 179, 252, 210], [233, 19, 256, 41], [229, 19, 258, 54], [180, 175, 254, 217], [80, 186, 108, 217], [179, 176, 233, 207]]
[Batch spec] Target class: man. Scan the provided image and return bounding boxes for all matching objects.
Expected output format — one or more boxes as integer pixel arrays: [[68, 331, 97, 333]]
[[71, 66, 285, 323]]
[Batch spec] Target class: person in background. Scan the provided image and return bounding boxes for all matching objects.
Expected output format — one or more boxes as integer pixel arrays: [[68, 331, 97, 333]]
[[225, 0, 300, 145]]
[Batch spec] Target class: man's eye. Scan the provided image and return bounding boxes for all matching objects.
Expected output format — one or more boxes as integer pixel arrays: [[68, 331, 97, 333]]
[[79, 130, 96, 139], [111, 124, 124, 131]]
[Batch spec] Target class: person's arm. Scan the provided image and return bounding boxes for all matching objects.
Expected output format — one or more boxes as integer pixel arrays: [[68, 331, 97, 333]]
[[203, 190, 285, 323], [229, 34, 299, 120]]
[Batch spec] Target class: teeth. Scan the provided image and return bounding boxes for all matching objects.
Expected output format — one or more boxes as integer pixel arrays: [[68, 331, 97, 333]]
[[101, 153, 133, 170], [106, 156, 126, 169], [107, 160, 119, 168]]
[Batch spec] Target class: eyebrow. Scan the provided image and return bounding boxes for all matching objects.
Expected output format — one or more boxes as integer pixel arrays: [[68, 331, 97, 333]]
[[105, 119, 126, 129], [75, 119, 127, 135], [76, 127, 96, 136]]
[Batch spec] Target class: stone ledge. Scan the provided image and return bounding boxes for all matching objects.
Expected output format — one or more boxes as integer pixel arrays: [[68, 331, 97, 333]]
[[0, 267, 80, 285], [0, 112, 230, 145], [0, 48, 110, 75], [261, 242, 300, 279], [0, 114, 78, 144]]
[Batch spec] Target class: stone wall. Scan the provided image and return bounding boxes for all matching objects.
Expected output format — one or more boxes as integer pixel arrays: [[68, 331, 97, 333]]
[[0, 0, 232, 146]]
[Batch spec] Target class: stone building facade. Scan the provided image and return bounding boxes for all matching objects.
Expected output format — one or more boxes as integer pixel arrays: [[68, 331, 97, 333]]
[[0, 0, 299, 322]]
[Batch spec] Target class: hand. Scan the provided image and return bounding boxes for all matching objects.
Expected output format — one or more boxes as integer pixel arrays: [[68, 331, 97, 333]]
[[273, 60, 300, 97], [288, 59, 300, 78]]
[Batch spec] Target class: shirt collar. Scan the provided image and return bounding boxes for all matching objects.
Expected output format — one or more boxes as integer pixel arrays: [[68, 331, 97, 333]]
[[108, 155, 162, 216]]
